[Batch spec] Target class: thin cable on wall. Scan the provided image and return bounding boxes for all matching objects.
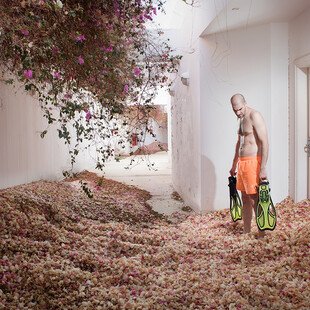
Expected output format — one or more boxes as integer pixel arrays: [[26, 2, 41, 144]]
[[199, 0, 233, 107], [225, 0, 232, 81], [188, 4, 195, 54], [170, 0, 200, 55], [210, 0, 232, 84], [181, 0, 200, 7], [211, 0, 231, 69], [185, 0, 203, 54], [246, 0, 253, 31]]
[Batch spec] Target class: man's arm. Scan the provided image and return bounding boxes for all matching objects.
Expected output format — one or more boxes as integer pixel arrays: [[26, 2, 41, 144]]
[[252, 111, 269, 179], [230, 136, 240, 176]]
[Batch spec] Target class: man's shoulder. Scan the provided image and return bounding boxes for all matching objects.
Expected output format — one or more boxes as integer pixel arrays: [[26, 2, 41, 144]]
[[249, 109, 265, 126], [249, 108, 262, 120]]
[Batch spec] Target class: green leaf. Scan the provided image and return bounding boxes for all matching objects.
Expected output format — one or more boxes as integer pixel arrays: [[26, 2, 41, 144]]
[[40, 130, 47, 139], [4, 79, 14, 85]]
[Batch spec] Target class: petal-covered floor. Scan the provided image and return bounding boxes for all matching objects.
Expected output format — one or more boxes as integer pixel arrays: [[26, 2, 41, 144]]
[[0, 172, 309, 309]]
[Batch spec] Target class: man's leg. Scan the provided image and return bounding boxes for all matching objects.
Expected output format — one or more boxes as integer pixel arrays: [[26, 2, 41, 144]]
[[250, 193, 265, 238], [241, 192, 265, 237], [241, 192, 253, 233]]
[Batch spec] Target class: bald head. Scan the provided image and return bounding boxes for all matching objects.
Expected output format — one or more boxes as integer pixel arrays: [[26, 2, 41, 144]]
[[230, 94, 247, 118], [230, 94, 245, 105]]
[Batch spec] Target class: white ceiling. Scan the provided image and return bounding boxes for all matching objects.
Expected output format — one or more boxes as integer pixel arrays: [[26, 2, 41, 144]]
[[204, 0, 310, 35], [146, 0, 187, 29]]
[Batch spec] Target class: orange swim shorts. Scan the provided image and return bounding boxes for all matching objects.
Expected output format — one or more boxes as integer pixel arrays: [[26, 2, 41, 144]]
[[236, 156, 261, 195]]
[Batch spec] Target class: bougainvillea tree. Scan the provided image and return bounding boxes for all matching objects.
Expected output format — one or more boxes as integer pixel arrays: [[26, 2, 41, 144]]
[[0, 0, 180, 177]]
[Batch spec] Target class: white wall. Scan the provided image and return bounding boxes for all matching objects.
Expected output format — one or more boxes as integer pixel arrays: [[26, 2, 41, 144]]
[[289, 6, 310, 201], [152, 89, 170, 145], [144, 117, 168, 145], [170, 0, 227, 212], [269, 23, 289, 203], [0, 80, 94, 189], [167, 100, 172, 163], [171, 48, 201, 212]]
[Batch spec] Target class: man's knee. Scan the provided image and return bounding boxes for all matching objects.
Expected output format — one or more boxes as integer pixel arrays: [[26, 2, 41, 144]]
[[241, 192, 249, 204], [248, 193, 258, 204], [242, 192, 257, 205]]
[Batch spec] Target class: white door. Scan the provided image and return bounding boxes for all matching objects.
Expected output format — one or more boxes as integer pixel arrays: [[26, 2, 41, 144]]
[[307, 69, 310, 198], [295, 66, 308, 201]]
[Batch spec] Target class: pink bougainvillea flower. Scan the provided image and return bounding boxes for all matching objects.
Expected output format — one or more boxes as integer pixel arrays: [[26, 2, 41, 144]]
[[94, 185, 101, 191], [23, 69, 33, 79], [133, 67, 142, 77], [52, 46, 60, 55], [77, 55, 84, 64], [152, 7, 157, 15], [100, 45, 113, 52], [85, 110, 91, 121], [113, 0, 120, 17], [64, 93, 72, 100], [105, 45, 113, 52], [53, 71, 61, 79], [20, 29, 29, 36], [75, 34, 86, 42], [123, 84, 129, 93], [105, 23, 113, 31], [144, 14, 152, 21]]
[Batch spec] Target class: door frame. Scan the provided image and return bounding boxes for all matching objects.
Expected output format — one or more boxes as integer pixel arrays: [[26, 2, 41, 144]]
[[294, 54, 310, 200]]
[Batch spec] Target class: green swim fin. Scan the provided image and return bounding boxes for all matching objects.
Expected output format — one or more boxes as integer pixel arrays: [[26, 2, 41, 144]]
[[228, 176, 242, 222], [256, 181, 277, 231]]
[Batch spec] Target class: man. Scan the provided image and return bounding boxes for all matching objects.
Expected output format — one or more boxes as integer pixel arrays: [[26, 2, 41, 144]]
[[229, 94, 269, 237]]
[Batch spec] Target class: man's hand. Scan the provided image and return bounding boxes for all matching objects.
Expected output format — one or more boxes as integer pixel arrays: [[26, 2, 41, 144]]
[[259, 167, 267, 180], [230, 166, 237, 176]]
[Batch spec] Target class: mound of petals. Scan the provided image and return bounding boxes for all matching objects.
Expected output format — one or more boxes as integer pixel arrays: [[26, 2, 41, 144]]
[[0, 175, 309, 309], [133, 142, 168, 155]]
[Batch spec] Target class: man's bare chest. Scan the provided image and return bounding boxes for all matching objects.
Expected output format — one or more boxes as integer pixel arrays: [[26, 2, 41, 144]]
[[239, 118, 253, 136]]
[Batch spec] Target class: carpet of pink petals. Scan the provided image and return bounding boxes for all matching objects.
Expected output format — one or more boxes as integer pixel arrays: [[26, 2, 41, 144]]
[[0, 172, 309, 310], [133, 142, 168, 155]]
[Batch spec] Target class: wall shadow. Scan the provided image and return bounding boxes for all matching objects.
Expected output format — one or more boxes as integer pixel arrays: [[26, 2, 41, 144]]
[[201, 155, 216, 213]]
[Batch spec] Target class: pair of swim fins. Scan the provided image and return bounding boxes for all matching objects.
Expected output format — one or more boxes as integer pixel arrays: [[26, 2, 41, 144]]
[[228, 177, 277, 231]]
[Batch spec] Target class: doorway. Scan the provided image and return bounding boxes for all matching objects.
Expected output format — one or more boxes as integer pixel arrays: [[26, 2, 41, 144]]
[[294, 63, 309, 200], [307, 69, 310, 198]]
